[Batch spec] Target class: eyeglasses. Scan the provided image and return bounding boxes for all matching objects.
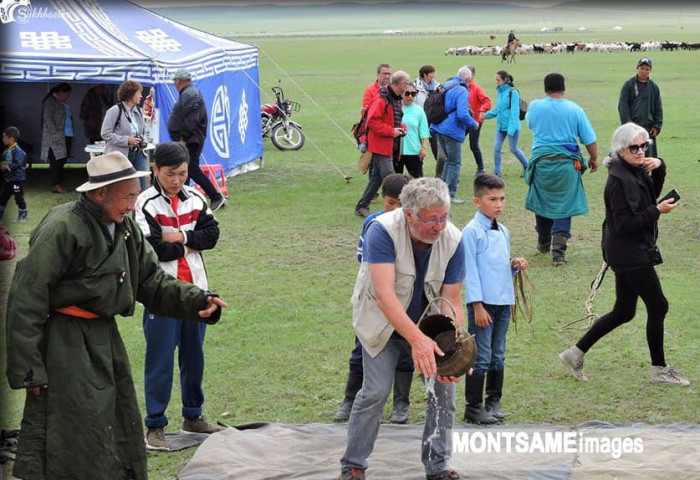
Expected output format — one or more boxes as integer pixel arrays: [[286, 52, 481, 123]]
[[415, 212, 449, 226], [404, 91, 417, 97], [627, 142, 650, 154]]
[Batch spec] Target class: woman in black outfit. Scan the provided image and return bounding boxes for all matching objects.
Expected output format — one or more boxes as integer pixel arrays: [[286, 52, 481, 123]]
[[559, 122, 689, 386]]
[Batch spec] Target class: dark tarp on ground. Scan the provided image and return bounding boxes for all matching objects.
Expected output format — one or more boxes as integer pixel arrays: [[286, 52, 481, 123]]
[[177, 421, 700, 480]]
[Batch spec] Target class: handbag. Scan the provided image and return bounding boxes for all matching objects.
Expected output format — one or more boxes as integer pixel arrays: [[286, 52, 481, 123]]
[[357, 151, 371, 174]]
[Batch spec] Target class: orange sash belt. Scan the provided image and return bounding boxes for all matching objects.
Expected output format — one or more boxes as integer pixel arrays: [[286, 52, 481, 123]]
[[54, 305, 99, 319]]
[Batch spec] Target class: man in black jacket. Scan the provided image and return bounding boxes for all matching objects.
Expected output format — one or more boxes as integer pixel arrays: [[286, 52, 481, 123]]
[[167, 69, 226, 211], [617, 58, 663, 158]]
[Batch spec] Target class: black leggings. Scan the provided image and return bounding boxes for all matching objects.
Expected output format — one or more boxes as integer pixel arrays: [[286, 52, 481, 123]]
[[576, 266, 668, 366]]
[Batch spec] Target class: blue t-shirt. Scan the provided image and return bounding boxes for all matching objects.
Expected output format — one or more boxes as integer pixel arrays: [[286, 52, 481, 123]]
[[364, 222, 465, 323], [525, 96, 596, 149], [357, 210, 384, 262]]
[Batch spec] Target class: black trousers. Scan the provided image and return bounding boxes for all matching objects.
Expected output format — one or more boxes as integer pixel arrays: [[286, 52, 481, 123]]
[[0, 181, 26, 210], [48, 136, 72, 186], [466, 122, 484, 172], [395, 154, 423, 178], [186, 142, 222, 202], [576, 266, 668, 366]]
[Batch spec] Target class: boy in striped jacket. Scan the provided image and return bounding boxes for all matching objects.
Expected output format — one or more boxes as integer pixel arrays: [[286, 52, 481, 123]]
[[135, 141, 224, 451]]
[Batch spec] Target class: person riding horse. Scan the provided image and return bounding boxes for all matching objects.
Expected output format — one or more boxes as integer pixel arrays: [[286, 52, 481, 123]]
[[506, 31, 518, 53], [502, 31, 520, 62]]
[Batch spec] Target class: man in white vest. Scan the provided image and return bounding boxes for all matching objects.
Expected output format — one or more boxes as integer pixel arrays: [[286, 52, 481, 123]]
[[339, 177, 467, 480]]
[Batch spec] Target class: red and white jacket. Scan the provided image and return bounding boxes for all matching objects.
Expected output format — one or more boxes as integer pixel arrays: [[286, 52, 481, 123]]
[[135, 181, 219, 290]]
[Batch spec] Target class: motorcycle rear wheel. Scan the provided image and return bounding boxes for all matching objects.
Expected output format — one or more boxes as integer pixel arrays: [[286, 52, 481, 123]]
[[271, 123, 305, 151]]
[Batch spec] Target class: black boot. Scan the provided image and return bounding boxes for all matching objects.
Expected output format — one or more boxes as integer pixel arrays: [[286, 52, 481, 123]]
[[536, 231, 551, 254], [484, 370, 505, 421], [552, 232, 568, 265], [463, 372, 498, 425], [390, 370, 412, 424], [333, 373, 363, 422]]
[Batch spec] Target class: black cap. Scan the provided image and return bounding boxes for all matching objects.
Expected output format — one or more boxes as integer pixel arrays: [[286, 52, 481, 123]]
[[637, 57, 652, 68]]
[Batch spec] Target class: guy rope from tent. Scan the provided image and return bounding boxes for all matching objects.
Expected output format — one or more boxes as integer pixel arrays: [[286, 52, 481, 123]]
[[553, 261, 609, 331], [258, 47, 357, 183], [511, 269, 534, 334]]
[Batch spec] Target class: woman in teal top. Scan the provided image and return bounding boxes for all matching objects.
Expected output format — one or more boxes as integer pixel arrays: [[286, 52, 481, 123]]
[[484, 70, 528, 176], [398, 84, 430, 178]]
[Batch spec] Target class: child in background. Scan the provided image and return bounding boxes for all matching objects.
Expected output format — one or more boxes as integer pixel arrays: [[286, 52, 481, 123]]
[[336, 173, 412, 423], [1, 127, 28, 223], [461, 173, 528, 424]]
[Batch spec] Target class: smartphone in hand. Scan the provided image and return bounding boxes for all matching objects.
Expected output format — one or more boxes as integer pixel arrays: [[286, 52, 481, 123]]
[[659, 189, 680, 204]]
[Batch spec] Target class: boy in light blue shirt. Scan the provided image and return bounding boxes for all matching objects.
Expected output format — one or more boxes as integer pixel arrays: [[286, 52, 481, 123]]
[[461, 173, 528, 424]]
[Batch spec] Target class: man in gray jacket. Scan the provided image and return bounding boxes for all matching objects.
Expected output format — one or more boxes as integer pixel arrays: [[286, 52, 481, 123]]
[[167, 69, 226, 211]]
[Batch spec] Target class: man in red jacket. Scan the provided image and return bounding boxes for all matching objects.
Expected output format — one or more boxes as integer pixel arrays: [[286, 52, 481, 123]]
[[362, 63, 392, 113], [465, 65, 492, 175], [354, 71, 410, 218]]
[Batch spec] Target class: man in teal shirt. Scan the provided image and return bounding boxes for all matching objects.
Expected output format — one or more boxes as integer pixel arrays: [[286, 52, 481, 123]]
[[524, 73, 598, 265]]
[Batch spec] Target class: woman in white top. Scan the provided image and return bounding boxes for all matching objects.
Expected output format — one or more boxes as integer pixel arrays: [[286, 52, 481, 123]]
[[101, 80, 149, 190]]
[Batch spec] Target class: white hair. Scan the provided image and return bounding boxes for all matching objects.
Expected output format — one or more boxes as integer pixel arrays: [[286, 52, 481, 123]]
[[457, 66, 472, 80], [399, 177, 450, 213], [603, 122, 651, 168]]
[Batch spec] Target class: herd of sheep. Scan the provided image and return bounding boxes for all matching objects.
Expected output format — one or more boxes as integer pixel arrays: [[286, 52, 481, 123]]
[[445, 41, 700, 56]]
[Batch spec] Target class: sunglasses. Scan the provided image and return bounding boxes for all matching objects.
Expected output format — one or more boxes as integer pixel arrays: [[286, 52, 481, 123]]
[[404, 91, 417, 97], [628, 142, 650, 154]]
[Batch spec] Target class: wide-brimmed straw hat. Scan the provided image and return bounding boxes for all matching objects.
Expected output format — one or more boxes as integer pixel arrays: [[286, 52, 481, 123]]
[[76, 151, 151, 192]]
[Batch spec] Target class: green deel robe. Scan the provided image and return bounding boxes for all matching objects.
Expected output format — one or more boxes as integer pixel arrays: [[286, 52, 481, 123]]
[[5, 194, 212, 480], [524, 145, 590, 219]]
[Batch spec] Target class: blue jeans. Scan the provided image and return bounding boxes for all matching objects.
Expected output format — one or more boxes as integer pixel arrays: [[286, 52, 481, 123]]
[[341, 339, 456, 476], [436, 132, 463, 198], [128, 148, 150, 191], [535, 215, 572, 237], [467, 304, 511, 375], [143, 310, 207, 429], [493, 130, 528, 175], [356, 154, 394, 210]]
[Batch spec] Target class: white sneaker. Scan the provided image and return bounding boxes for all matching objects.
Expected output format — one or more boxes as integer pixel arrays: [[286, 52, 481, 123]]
[[650, 365, 690, 386], [558, 346, 589, 382]]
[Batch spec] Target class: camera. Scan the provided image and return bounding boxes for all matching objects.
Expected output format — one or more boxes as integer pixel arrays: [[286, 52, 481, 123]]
[[133, 134, 147, 150]]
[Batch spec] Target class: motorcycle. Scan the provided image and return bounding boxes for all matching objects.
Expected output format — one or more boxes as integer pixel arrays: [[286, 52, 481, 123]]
[[261, 85, 305, 151]]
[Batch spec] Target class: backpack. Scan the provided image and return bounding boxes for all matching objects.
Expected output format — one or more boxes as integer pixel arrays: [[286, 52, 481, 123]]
[[509, 88, 528, 120], [351, 88, 390, 147], [351, 108, 369, 147], [423, 82, 459, 125]]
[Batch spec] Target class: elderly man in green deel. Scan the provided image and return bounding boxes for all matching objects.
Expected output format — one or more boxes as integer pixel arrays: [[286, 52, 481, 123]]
[[5, 151, 227, 480]]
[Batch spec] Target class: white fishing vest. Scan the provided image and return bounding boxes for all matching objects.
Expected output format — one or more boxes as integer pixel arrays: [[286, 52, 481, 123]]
[[351, 208, 462, 357]]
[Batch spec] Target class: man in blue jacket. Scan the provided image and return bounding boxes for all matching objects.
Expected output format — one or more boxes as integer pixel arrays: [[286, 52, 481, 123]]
[[430, 66, 479, 204]]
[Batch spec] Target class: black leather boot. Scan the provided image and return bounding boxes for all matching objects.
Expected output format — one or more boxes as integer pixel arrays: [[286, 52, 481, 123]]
[[552, 232, 568, 265], [390, 370, 412, 424], [536, 231, 551, 254], [463, 372, 498, 425], [484, 369, 505, 421], [333, 373, 363, 422]]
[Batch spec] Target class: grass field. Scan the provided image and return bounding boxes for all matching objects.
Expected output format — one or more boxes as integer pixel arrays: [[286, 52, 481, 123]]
[[1, 3, 699, 479]]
